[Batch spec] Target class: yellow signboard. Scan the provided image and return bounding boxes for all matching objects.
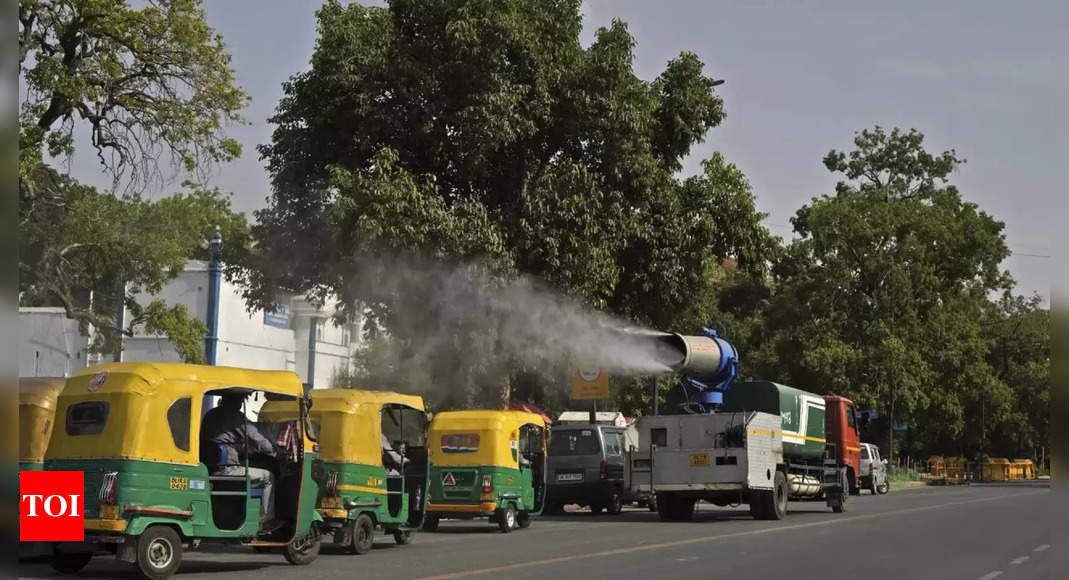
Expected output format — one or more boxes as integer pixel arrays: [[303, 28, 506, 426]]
[[570, 366, 609, 400]]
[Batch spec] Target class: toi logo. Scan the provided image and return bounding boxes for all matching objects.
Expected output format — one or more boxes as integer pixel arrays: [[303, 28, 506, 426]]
[[20, 471, 85, 541]]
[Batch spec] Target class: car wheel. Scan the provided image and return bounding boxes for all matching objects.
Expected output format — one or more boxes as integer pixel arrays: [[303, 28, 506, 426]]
[[878, 478, 890, 495], [135, 525, 182, 579], [605, 490, 623, 515]]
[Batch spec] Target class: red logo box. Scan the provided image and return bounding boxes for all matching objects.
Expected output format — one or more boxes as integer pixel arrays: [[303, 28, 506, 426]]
[[20, 471, 85, 541]]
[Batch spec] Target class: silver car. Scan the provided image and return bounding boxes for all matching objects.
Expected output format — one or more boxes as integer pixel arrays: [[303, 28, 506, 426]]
[[860, 442, 890, 494]]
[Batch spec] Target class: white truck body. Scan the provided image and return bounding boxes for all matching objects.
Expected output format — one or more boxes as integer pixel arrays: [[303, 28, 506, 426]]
[[626, 411, 783, 495]]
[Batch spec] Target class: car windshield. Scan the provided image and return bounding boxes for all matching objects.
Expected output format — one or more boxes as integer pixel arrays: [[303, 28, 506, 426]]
[[549, 429, 600, 456]]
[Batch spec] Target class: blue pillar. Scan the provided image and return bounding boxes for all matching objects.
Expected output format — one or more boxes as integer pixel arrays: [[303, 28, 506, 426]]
[[306, 317, 317, 388], [205, 229, 223, 366]]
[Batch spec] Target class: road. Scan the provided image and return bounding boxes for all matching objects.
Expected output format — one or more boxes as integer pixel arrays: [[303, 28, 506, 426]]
[[20, 481, 1051, 580]]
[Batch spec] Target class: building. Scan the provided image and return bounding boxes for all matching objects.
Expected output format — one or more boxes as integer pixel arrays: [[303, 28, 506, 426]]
[[18, 260, 362, 390]]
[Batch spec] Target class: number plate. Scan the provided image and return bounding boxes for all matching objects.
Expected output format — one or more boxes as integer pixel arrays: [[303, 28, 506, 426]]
[[169, 477, 188, 490], [320, 496, 341, 509], [557, 473, 583, 482], [689, 453, 710, 466], [99, 504, 119, 520]]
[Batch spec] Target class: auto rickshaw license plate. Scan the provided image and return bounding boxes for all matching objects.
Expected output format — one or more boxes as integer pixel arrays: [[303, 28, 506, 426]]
[[99, 504, 119, 520], [689, 453, 710, 466], [320, 497, 341, 509]]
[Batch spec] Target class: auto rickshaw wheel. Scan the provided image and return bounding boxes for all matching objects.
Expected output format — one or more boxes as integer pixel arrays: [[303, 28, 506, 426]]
[[349, 514, 375, 554], [516, 511, 532, 529], [392, 529, 413, 545], [283, 535, 321, 565], [497, 504, 517, 533], [134, 525, 182, 580], [50, 548, 93, 575], [422, 514, 440, 532]]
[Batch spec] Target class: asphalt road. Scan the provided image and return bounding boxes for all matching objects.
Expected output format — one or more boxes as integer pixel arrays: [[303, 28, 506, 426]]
[[20, 481, 1051, 580]]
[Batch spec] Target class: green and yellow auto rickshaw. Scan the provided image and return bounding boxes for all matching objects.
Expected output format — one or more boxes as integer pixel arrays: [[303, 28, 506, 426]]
[[261, 388, 429, 554], [43, 362, 323, 579], [19, 377, 66, 560], [424, 410, 547, 533], [19, 377, 65, 471]]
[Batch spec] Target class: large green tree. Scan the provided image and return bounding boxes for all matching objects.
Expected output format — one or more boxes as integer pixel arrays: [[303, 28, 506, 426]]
[[758, 127, 1013, 461], [18, 0, 250, 361], [249, 0, 775, 407]]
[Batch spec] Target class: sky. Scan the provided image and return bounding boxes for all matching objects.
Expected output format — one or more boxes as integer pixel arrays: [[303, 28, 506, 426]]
[[59, 0, 1065, 302]]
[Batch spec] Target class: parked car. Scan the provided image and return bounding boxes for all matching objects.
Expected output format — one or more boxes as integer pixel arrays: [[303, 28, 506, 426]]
[[546, 423, 635, 514], [860, 442, 890, 494]]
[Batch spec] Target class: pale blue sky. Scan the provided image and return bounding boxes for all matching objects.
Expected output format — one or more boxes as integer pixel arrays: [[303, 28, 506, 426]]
[[61, 1, 1064, 302]]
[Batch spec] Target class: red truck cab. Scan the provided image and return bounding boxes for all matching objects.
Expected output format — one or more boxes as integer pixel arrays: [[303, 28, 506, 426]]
[[824, 395, 861, 494]]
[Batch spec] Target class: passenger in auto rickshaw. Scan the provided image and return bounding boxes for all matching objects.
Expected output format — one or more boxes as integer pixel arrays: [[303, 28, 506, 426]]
[[202, 392, 282, 530]]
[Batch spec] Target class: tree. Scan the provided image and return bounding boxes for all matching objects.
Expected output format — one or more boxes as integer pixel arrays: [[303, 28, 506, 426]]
[[982, 294, 1049, 462], [19, 165, 251, 361], [760, 127, 1013, 461], [18, 0, 250, 361], [247, 0, 775, 406], [18, 0, 247, 193]]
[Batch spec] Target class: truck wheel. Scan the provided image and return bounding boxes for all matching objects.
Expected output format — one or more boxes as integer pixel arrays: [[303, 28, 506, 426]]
[[656, 493, 675, 521], [497, 504, 517, 533], [676, 498, 696, 521], [422, 514, 440, 532], [349, 514, 375, 554], [605, 490, 623, 515], [283, 535, 321, 566], [135, 525, 182, 579], [51, 549, 93, 575], [770, 472, 788, 519]]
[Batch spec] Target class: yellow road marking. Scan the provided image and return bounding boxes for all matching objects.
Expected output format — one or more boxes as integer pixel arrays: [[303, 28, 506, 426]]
[[416, 490, 1046, 580]]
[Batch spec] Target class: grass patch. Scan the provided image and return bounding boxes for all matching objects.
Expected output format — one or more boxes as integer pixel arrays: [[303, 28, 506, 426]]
[[890, 467, 922, 482]]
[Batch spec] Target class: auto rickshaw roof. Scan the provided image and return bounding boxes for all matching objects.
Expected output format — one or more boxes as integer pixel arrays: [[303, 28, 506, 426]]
[[308, 388, 425, 413], [430, 409, 546, 432], [67, 362, 305, 398], [19, 377, 66, 409]]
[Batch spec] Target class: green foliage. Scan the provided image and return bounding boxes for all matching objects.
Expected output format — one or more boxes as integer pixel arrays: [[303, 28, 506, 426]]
[[18, 0, 248, 191], [247, 0, 776, 407], [19, 165, 250, 360], [127, 299, 208, 364], [18, 0, 250, 362], [759, 127, 1018, 458]]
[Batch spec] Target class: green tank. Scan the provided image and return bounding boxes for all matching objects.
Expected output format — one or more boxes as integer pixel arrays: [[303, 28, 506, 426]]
[[721, 381, 827, 462]]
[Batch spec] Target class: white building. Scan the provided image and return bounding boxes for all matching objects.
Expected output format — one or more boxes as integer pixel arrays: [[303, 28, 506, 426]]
[[19, 260, 362, 390]]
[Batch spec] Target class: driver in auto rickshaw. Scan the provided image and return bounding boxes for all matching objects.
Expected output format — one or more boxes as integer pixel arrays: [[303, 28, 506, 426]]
[[202, 392, 282, 530]]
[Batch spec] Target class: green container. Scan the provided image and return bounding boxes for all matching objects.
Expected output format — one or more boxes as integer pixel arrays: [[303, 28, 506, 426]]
[[722, 381, 827, 462]]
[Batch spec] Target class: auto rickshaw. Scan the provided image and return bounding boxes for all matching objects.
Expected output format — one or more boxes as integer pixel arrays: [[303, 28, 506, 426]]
[[261, 388, 429, 554], [43, 362, 323, 579], [19, 377, 65, 471], [19, 377, 66, 560], [424, 410, 547, 532]]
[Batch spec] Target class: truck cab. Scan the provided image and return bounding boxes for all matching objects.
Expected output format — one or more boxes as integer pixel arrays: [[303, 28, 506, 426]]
[[824, 396, 861, 495]]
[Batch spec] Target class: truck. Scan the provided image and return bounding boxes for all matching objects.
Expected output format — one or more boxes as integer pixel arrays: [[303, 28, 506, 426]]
[[624, 328, 858, 520]]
